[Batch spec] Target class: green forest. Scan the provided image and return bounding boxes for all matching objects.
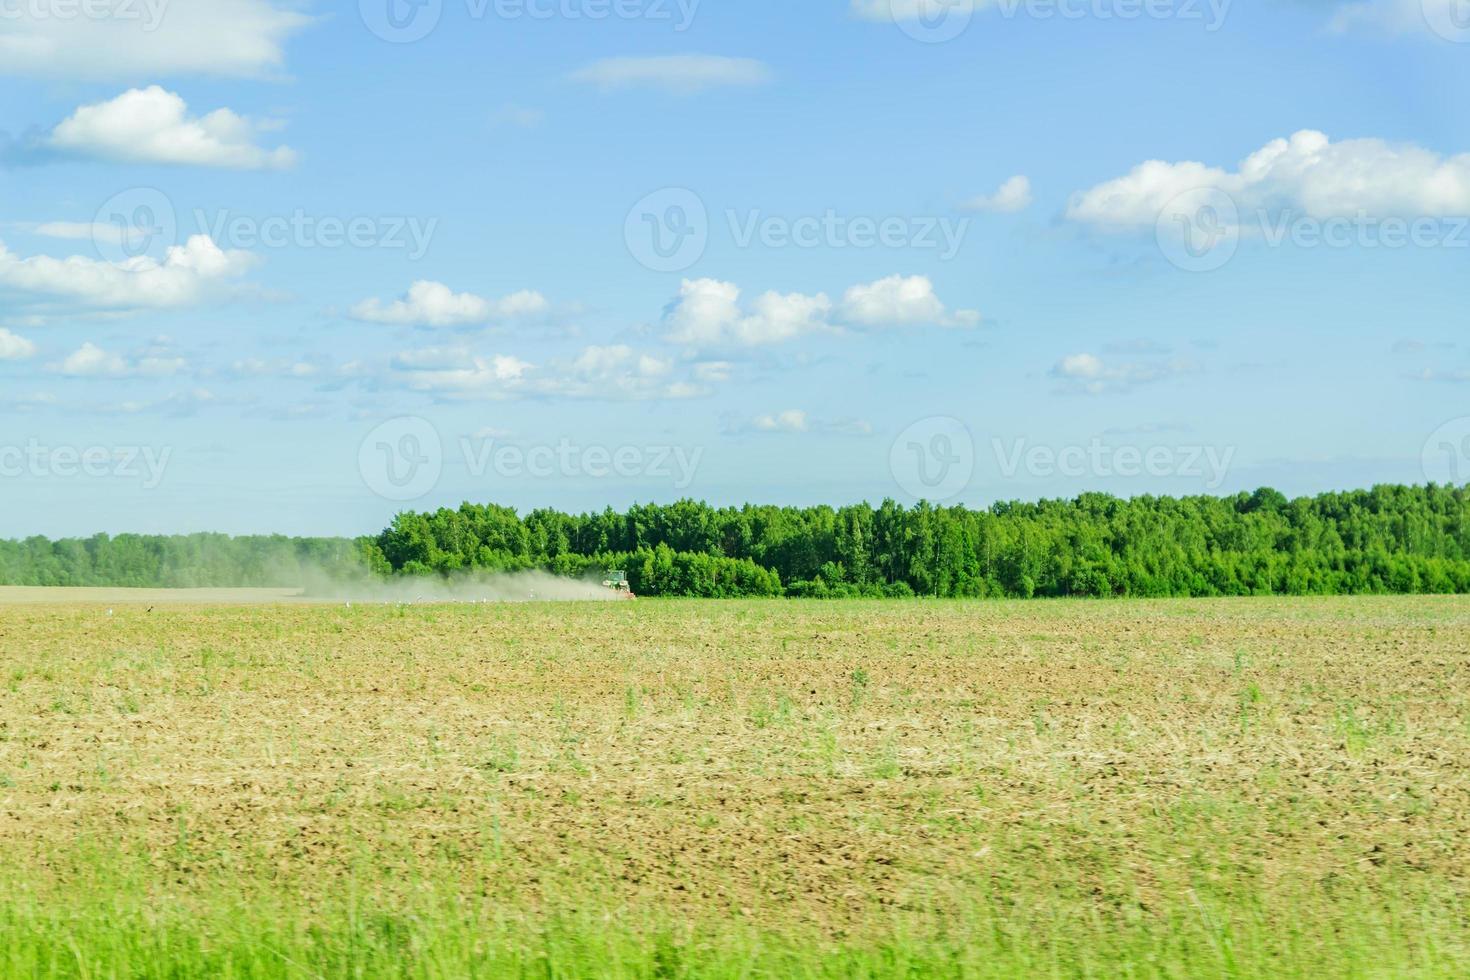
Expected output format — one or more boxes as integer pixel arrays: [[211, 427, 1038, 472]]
[[4, 484, 1470, 598]]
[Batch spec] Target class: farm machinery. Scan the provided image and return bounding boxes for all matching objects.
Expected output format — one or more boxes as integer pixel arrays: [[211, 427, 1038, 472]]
[[602, 570, 637, 599]]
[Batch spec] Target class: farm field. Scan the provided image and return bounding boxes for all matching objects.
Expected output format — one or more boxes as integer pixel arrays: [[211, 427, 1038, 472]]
[[1, 596, 1467, 977]]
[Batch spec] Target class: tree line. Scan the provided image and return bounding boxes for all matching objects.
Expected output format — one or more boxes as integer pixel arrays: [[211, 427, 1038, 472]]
[[5, 485, 1468, 598]]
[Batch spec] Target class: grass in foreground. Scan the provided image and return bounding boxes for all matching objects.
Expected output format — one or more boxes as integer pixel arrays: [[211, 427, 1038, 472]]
[[1, 597, 1468, 976]]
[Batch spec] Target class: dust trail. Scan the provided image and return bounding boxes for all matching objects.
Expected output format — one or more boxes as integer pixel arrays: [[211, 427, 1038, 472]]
[[298, 568, 625, 604]]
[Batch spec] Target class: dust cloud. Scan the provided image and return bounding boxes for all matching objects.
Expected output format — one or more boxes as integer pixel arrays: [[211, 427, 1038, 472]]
[[298, 568, 626, 604]]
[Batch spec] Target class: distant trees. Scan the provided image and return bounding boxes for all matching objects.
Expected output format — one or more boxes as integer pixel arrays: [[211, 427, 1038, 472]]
[[356, 485, 1470, 598], [4, 485, 1468, 598], [0, 534, 364, 589]]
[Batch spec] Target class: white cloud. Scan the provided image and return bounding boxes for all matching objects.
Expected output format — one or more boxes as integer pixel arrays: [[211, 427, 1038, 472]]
[[229, 358, 320, 379], [1407, 368, 1470, 385], [693, 361, 735, 383], [740, 409, 873, 437], [0, 235, 257, 311], [839, 274, 980, 329], [663, 274, 976, 348], [0, 0, 311, 81], [31, 222, 126, 245], [963, 175, 1033, 213], [570, 55, 772, 94], [47, 87, 296, 170], [670, 279, 840, 348], [754, 409, 810, 433], [1051, 352, 1196, 395], [664, 280, 834, 347], [0, 328, 37, 361], [53, 342, 187, 379], [389, 344, 708, 402], [351, 281, 550, 328], [391, 347, 534, 399], [1332, 0, 1467, 39], [851, 0, 988, 20], [1068, 130, 1470, 229]]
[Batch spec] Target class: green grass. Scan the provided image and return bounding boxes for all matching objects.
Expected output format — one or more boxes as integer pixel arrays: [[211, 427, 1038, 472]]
[[3, 596, 1469, 978], [2, 870, 1465, 979]]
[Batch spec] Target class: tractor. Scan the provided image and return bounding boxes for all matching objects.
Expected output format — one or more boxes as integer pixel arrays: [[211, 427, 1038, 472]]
[[602, 570, 636, 599]]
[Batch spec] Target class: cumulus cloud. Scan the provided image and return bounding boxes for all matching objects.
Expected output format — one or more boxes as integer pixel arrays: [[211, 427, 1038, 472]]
[[738, 409, 873, 437], [53, 341, 187, 379], [391, 347, 534, 399], [0, 0, 311, 81], [570, 55, 772, 94], [1051, 352, 1197, 395], [0, 235, 257, 311], [663, 274, 977, 348], [839, 274, 980, 329], [46, 87, 296, 169], [754, 409, 809, 433], [663, 279, 835, 347], [0, 328, 37, 361], [389, 344, 707, 402], [1068, 130, 1470, 230], [350, 281, 550, 328], [963, 175, 1033, 213]]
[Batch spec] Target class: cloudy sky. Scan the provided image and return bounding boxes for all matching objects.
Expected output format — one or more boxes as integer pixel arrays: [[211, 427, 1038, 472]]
[[1, 0, 1467, 537]]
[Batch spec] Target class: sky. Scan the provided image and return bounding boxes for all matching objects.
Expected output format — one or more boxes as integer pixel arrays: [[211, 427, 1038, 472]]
[[0, 0, 1467, 538]]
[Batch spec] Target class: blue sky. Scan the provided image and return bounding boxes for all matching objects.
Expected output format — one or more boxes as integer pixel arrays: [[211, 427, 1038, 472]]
[[1, 0, 1467, 537]]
